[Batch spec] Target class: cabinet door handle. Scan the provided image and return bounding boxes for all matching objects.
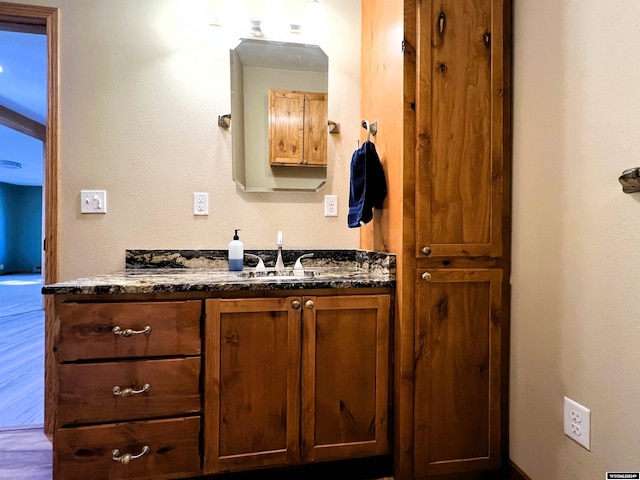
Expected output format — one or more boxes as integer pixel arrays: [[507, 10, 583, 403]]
[[112, 445, 150, 464], [438, 12, 446, 36], [421, 272, 432, 281], [305, 300, 314, 309], [291, 300, 301, 310], [112, 383, 151, 398], [112, 325, 151, 337], [421, 246, 432, 256]]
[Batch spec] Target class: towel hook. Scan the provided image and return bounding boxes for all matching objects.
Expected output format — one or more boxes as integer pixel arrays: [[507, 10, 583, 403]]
[[361, 119, 378, 142]]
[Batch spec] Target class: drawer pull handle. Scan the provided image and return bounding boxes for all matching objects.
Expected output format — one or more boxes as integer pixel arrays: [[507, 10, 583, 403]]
[[291, 300, 301, 310], [305, 300, 314, 309], [112, 325, 151, 337], [421, 246, 432, 256], [112, 383, 151, 398], [421, 272, 432, 281], [112, 445, 150, 464]]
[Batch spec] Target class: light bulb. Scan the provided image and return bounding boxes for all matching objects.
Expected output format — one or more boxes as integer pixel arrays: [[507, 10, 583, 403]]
[[260, 0, 290, 40], [221, 0, 250, 40], [303, 0, 327, 45]]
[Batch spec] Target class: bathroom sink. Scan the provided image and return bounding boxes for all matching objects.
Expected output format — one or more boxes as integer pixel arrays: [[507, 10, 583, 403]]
[[236, 269, 315, 280]]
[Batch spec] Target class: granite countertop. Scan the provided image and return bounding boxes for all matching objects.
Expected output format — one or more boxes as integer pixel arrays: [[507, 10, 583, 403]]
[[42, 249, 396, 295]]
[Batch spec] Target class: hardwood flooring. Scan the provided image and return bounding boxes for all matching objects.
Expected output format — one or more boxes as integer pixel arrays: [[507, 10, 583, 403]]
[[0, 274, 49, 478], [0, 427, 51, 480], [0, 273, 44, 428]]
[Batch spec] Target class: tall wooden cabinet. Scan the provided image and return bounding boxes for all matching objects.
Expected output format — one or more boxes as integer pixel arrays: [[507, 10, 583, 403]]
[[361, 0, 511, 478]]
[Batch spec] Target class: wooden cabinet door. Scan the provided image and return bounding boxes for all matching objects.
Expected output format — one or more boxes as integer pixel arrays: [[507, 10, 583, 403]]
[[301, 295, 390, 462], [414, 269, 502, 476], [302, 92, 327, 166], [203, 297, 301, 473], [415, 0, 506, 259], [269, 90, 305, 165]]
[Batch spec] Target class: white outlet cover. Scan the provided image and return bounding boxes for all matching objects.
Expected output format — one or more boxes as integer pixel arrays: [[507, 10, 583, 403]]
[[194, 192, 209, 216], [564, 396, 591, 450], [324, 194, 338, 217]]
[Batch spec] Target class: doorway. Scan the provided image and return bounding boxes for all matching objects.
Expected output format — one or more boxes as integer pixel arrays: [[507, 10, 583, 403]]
[[0, 3, 59, 436]]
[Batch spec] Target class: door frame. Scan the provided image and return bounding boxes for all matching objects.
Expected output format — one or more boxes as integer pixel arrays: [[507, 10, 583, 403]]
[[0, 1, 59, 436]]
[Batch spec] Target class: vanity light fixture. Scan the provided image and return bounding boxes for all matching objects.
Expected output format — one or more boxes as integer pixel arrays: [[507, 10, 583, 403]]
[[0, 160, 23, 169], [0, 65, 3, 73], [210, 1, 323, 43]]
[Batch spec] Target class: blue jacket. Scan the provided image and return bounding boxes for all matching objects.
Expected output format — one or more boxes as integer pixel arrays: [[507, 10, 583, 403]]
[[348, 140, 387, 228]]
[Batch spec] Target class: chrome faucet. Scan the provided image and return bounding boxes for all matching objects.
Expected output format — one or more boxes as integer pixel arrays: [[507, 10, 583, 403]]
[[245, 253, 266, 271], [275, 230, 285, 270]]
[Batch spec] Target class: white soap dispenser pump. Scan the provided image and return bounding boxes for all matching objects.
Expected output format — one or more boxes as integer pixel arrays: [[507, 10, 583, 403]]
[[228, 229, 244, 271]]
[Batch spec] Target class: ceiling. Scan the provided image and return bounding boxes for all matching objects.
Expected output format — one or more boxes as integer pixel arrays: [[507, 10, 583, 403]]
[[0, 29, 47, 187]]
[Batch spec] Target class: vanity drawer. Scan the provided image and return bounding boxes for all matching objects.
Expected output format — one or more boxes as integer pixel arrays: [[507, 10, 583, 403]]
[[54, 416, 201, 480], [56, 301, 201, 361], [58, 357, 201, 426]]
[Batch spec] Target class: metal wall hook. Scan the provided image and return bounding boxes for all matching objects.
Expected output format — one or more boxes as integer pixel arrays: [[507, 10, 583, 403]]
[[619, 167, 640, 193], [327, 120, 340, 134], [218, 114, 231, 128], [361, 119, 378, 141]]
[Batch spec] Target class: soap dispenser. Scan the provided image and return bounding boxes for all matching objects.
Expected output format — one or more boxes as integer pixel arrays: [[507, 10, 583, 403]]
[[228, 229, 244, 271]]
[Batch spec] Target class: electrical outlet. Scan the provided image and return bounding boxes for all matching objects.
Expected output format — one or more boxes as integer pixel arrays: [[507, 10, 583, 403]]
[[80, 190, 107, 214], [194, 192, 209, 216], [564, 396, 591, 450], [324, 195, 338, 217]]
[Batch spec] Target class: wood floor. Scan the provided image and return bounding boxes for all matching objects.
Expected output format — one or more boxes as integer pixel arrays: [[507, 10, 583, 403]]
[[0, 274, 49, 478], [0, 273, 44, 429], [0, 427, 51, 480]]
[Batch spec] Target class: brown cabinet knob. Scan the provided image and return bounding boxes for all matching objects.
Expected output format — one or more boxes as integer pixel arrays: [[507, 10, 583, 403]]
[[291, 300, 301, 310], [305, 300, 314, 309]]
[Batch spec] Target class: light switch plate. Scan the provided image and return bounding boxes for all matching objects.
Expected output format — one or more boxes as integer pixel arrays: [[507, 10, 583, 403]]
[[80, 190, 107, 214]]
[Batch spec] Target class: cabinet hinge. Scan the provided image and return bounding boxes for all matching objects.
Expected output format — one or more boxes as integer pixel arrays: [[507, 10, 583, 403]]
[[401, 39, 405, 53]]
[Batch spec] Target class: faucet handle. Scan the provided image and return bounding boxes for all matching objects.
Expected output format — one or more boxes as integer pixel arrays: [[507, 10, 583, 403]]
[[294, 253, 314, 271], [245, 253, 266, 271], [276, 230, 283, 246]]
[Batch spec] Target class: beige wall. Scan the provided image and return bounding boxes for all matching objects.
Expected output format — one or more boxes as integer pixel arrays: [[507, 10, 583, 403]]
[[512, 0, 640, 478], [4, 0, 361, 280], [12, 0, 640, 476]]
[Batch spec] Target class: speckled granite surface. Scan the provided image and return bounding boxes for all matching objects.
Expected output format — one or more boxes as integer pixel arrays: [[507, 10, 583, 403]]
[[42, 250, 395, 295]]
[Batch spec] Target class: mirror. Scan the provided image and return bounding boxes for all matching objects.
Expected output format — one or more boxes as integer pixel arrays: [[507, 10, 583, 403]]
[[230, 38, 329, 192]]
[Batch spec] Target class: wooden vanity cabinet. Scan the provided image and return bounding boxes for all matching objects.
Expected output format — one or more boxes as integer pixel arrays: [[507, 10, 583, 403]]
[[204, 294, 391, 474], [51, 290, 391, 479], [53, 300, 203, 480]]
